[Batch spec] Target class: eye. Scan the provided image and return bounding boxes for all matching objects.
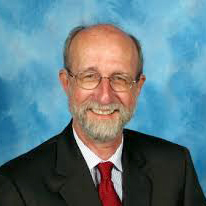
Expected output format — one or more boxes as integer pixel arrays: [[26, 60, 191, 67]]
[[112, 75, 130, 84], [84, 73, 95, 78], [80, 72, 100, 81]]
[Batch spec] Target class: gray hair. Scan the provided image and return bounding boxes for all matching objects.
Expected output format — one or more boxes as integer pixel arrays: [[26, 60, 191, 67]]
[[63, 24, 144, 80]]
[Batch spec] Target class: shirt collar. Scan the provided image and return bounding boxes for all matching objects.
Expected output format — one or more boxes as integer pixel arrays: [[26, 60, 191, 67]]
[[73, 127, 123, 172]]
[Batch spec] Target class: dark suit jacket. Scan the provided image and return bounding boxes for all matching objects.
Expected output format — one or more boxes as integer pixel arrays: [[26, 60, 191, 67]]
[[0, 121, 205, 206]]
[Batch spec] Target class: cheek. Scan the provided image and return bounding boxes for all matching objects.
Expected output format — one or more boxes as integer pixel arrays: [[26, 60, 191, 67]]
[[117, 92, 136, 108], [68, 86, 93, 106]]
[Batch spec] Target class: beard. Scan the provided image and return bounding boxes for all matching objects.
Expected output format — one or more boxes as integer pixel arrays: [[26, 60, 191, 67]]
[[69, 100, 136, 143]]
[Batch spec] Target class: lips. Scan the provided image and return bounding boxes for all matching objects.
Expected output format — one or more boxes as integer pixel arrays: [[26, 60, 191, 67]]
[[90, 109, 116, 115]]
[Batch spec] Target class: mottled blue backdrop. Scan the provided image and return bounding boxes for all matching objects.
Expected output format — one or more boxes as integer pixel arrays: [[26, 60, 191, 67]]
[[0, 0, 205, 194]]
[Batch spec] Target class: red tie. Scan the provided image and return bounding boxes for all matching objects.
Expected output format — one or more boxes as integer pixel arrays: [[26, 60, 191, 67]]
[[97, 162, 121, 206]]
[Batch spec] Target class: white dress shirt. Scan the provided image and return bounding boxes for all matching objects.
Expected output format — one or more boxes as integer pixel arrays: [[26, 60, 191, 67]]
[[73, 128, 123, 200]]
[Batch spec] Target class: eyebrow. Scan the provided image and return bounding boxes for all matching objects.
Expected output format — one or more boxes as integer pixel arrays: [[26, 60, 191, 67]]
[[81, 66, 98, 72], [81, 67, 132, 77], [112, 72, 130, 76]]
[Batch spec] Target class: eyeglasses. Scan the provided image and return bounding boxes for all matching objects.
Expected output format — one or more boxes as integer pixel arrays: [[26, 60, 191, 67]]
[[66, 69, 139, 92]]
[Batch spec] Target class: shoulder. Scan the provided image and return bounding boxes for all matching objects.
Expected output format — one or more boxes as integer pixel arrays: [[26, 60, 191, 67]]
[[0, 133, 60, 179], [0, 121, 73, 180], [123, 128, 183, 147], [123, 128, 188, 162]]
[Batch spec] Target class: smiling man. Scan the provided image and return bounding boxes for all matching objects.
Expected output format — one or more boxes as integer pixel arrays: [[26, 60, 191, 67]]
[[59, 24, 145, 160], [0, 24, 205, 206]]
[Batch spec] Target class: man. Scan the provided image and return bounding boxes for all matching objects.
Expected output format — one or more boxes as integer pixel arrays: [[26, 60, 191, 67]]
[[0, 24, 205, 206]]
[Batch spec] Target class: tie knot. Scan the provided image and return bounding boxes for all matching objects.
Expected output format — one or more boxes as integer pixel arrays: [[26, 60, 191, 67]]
[[97, 161, 113, 180]]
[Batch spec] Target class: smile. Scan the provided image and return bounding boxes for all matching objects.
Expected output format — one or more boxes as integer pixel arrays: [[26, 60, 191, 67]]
[[90, 109, 117, 115]]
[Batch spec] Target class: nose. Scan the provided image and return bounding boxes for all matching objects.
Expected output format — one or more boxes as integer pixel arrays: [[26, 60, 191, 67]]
[[95, 77, 115, 104]]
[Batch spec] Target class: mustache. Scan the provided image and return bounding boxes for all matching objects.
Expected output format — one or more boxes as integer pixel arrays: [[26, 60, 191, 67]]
[[81, 101, 123, 112]]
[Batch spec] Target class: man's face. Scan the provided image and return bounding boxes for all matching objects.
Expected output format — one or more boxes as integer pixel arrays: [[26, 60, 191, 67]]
[[60, 26, 145, 143]]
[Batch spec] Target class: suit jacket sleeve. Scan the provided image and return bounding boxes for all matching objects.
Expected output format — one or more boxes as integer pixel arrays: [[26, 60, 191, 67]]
[[183, 148, 206, 206], [0, 174, 25, 206]]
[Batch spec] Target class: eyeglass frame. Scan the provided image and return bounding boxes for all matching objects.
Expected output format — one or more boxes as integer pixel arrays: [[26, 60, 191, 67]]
[[65, 68, 141, 92]]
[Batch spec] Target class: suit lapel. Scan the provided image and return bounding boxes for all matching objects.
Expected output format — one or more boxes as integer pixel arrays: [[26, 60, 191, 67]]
[[45, 122, 102, 206], [122, 131, 153, 206], [45, 122, 153, 206]]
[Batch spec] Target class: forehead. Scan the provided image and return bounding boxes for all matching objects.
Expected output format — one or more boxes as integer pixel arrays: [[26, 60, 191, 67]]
[[69, 25, 138, 76]]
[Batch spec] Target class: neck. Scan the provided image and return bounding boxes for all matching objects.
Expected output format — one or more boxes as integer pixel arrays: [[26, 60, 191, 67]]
[[72, 120, 122, 160]]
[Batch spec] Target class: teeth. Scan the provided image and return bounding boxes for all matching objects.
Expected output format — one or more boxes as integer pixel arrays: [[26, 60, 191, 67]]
[[92, 109, 114, 115]]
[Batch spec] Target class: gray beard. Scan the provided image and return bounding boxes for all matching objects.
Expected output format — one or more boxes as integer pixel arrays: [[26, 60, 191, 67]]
[[69, 101, 135, 143]]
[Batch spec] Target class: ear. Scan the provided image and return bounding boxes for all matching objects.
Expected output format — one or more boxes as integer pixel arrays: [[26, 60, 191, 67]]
[[136, 74, 146, 95], [59, 69, 70, 93]]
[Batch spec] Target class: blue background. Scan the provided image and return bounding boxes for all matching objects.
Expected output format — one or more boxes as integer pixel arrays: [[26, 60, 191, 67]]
[[0, 0, 205, 195]]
